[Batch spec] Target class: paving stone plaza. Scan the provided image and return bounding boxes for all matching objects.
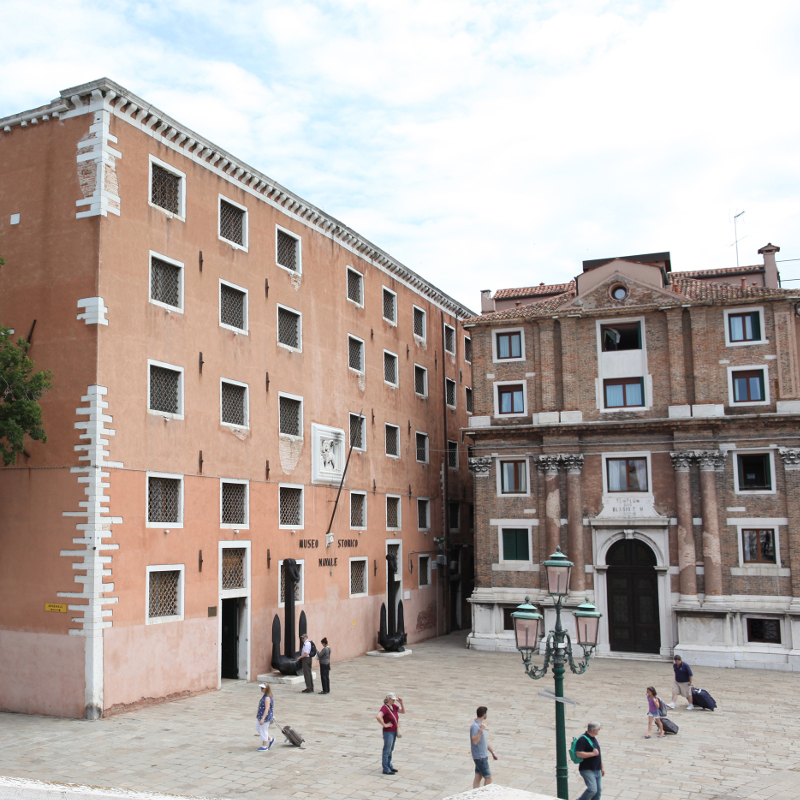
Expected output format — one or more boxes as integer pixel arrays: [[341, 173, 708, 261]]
[[0, 634, 796, 800]]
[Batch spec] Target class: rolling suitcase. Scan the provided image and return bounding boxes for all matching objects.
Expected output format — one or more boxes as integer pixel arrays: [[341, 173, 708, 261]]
[[275, 719, 305, 747], [660, 717, 679, 735], [691, 687, 717, 711]]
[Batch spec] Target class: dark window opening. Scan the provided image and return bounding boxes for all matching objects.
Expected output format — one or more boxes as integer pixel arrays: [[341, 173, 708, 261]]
[[601, 322, 641, 351], [747, 618, 781, 643], [737, 454, 771, 491]]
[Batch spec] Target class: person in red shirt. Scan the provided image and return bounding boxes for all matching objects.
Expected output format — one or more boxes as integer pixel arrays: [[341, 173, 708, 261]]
[[376, 692, 405, 774]]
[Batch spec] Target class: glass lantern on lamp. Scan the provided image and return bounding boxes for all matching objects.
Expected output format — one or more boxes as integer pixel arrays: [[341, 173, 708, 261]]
[[511, 597, 543, 658], [573, 599, 602, 651], [543, 546, 573, 598]]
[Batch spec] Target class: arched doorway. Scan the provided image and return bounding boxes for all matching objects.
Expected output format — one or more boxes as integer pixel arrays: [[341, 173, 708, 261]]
[[606, 538, 660, 653]]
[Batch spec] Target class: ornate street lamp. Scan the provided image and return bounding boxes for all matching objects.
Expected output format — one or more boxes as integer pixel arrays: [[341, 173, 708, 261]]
[[511, 547, 602, 800]]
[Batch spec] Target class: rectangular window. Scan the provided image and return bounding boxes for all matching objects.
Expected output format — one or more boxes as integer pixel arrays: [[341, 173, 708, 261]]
[[279, 486, 303, 527], [347, 268, 363, 305], [446, 378, 456, 408], [413, 306, 426, 339], [148, 476, 181, 523], [414, 365, 428, 396], [447, 440, 458, 468], [280, 560, 303, 604], [348, 335, 365, 372], [419, 555, 430, 586], [386, 496, 401, 529], [221, 482, 247, 525], [150, 164, 181, 214], [729, 312, 762, 343], [385, 424, 399, 457], [444, 324, 455, 354], [219, 198, 246, 247], [464, 337, 472, 363], [279, 394, 302, 437], [500, 461, 527, 494], [350, 412, 365, 450], [150, 254, 182, 310], [607, 457, 648, 492], [732, 369, 766, 403], [221, 548, 246, 590], [737, 453, 772, 491], [604, 377, 644, 408], [382, 287, 397, 324], [496, 331, 521, 359], [466, 387, 473, 414], [276, 227, 300, 272], [220, 281, 247, 332], [416, 432, 429, 463], [350, 492, 366, 528], [449, 502, 460, 531], [384, 351, 398, 386], [350, 558, 367, 596], [417, 498, 430, 530], [277, 306, 301, 350], [498, 384, 525, 414], [502, 528, 530, 561], [742, 529, 776, 563], [148, 568, 181, 620], [747, 618, 781, 643], [601, 322, 641, 351], [149, 364, 181, 414], [221, 381, 248, 427]]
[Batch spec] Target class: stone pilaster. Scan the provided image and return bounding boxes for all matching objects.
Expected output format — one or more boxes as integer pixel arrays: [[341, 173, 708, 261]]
[[779, 448, 800, 609], [665, 308, 688, 406], [535, 454, 562, 556], [670, 451, 698, 604], [538, 321, 558, 412], [562, 454, 586, 593], [694, 450, 726, 602]]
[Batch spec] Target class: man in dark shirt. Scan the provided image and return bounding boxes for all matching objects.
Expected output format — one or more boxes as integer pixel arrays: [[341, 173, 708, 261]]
[[667, 655, 694, 710], [575, 722, 603, 800]]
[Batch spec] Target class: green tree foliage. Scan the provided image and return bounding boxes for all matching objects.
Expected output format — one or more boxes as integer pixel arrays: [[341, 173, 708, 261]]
[[0, 325, 53, 465]]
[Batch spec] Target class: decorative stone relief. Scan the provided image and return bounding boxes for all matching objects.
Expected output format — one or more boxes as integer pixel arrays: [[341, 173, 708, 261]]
[[779, 447, 800, 470], [311, 423, 345, 485], [468, 456, 492, 476]]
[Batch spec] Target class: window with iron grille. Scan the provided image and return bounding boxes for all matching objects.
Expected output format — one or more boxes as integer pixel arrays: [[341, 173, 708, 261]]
[[413, 307, 426, 338], [148, 476, 180, 523], [151, 164, 181, 214], [221, 482, 247, 525], [148, 569, 180, 618], [280, 561, 303, 604], [466, 387, 473, 414], [149, 364, 181, 414], [277, 306, 301, 349], [222, 548, 246, 590], [446, 378, 456, 407], [414, 365, 427, 396], [747, 617, 781, 643], [279, 395, 302, 437], [419, 555, 430, 586], [279, 486, 303, 526], [350, 558, 367, 596], [464, 337, 472, 363], [221, 381, 247, 427], [449, 502, 460, 531], [220, 282, 247, 331], [347, 268, 363, 305], [417, 498, 429, 529], [350, 412, 365, 450], [444, 324, 455, 354], [384, 351, 398, 386], [348, 336, 364, 372], [277, 228, 299, 271], [351, 492, 366, 528], [150, 256, 181, 308], [385, 424, 399, 457], [447, 440, 458, 468], [219, 199, 245, 246], [382, 288, 396, 323], [416, 432, 428, 463], [386, 496, 400, 529]]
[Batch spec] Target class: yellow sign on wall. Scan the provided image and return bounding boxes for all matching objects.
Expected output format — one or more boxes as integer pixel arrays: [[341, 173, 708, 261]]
[[45, 603, 67, 613]]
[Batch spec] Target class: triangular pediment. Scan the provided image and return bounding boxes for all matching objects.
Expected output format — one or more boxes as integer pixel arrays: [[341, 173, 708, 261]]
[[561, 266, 686, 312]]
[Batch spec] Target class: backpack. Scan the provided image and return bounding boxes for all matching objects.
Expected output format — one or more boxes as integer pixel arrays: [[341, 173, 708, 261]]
[[569, 734, 594, 765], [657, 697, 669, 717], [308, 640, 317, 657]]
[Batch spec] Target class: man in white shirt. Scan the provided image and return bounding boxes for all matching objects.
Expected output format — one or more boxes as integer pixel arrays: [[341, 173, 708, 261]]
[[298, 633, 314, 693]]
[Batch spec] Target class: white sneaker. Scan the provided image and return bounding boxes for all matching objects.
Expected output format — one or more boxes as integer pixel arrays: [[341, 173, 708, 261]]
[[686, 704, 694, 710], [667, 702, 675, 709]]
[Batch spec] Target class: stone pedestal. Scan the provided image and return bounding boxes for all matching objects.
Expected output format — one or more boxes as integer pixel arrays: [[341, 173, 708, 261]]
[[366, 649, 413, 658], [257, 671, 317, 685]]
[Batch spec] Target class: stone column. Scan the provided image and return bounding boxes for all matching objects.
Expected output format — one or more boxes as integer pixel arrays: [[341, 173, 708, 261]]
[[670, 451, 698, 603], [562, 454, 586, 593], [535, 455, 562, 557], [779, 448, 800, 609], [694, 450, 726, 602]]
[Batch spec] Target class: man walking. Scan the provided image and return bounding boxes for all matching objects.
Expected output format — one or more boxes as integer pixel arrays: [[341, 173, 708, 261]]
[[298, 633, 314, 693], [667, 654, 694, 710], [470, 706, 498, 788], [574, 722, 603, 800]]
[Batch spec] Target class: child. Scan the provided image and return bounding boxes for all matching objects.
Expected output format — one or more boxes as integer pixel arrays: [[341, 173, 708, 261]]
[[256, 683, 275, 752], [645, 686, 665, 738]]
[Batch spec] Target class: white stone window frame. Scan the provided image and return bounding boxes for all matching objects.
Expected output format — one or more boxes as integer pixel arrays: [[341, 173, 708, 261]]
[[275, 224, 302, 275], [148, 250, 185, 313], [491, 326, 525, 363], [447, 440, 459, 469], [417, 497, 431, 531], [276, 303, 303, 353], [219, 540, 252, 599], [724, 306, 767, 347], [278, 483, 305, 530], [219, 377, 250, 430], [348, 334, 366, 375], [727, 364, 771, 407], [148, 155, 186, 221], [732, 448, 777, 496], [465, 386, 473, 415], [382, 286, 398, 326], [385, 423, 401, 459], [218, 193, 249, 251], [412, 304, 426, 341], [278, 558, 305, 607], [729, 518, 789, 576], [418, 554, 432, 587], [350, 412, 366, 452], [446, 377, 457, 409], [414, 363, 428, 398], [415, 431, 429, 464], [493, 379, 528, 418], [145, 564, 185, 625], [219, 478, 250, 530], [386, 494, 402, 531], [601, 451, 653, 497], [384, 349, 400, 388], [595, 316, 651, 412], [495, 457, 530, 498], [464, 335, 472, 363], [497, 524, 535, 569], [347, 266, 365, 307], [278, 390, 304, 440], [145, 471, 184, 529], [219, 278, 249, 335], [444, 323, 456, 355], [350, 490, 368, 531], [147, 359, 185, 420], [349, 556, 369, 598]]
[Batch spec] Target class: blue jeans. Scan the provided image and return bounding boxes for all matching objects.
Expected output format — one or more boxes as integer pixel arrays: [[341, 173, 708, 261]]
[[577, 769, 602, 800], [382, 730, 397, 772]]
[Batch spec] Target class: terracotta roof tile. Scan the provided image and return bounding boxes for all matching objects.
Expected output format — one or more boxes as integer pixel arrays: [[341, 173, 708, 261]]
[[668, 277, 796, 301], [465, 291, 576, 323], [493, 281, 575, 299], [672, 265, 764, 279]]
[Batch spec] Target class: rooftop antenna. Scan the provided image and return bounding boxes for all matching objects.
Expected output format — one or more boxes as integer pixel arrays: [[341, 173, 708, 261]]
[[733, 210, 745, 268]]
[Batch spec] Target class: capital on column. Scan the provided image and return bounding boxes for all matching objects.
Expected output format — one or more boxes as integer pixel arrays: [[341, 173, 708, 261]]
[[468, 456, 492, 476], [779, 447, 800, 470], [693, 450, 726, 471], [670, 451, 694, 472], [535, 454, 562, 475], [561, 453, 584, 474]]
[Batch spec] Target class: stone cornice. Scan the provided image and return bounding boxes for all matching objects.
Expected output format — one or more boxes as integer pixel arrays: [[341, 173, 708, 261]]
[[1, 78, 475, 320]]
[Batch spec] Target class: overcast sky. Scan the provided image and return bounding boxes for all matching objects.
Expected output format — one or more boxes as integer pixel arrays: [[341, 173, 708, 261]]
[[3, 0, 799, 312]]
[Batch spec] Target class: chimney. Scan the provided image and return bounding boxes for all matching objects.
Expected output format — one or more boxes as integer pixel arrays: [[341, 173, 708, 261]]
[[480, 290, 495, 314], [758, 243, 780, 288]]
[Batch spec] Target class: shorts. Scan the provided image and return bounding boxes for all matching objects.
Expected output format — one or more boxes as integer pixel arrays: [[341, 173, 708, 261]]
[[474, 757, 491, 778], [673, 681, 692, 700], [647, 712, 662, 718]]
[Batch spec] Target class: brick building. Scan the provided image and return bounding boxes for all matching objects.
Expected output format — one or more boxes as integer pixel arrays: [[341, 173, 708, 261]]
[[0, 78, 474, 719], [465, 247, 800, 670]]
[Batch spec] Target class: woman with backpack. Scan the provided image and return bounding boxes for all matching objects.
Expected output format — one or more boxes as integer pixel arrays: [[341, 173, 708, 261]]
[[645, 686, 665, 738]]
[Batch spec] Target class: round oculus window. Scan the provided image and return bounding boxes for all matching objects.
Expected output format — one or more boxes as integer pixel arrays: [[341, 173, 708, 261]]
[[611, 285, 628, 301]]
